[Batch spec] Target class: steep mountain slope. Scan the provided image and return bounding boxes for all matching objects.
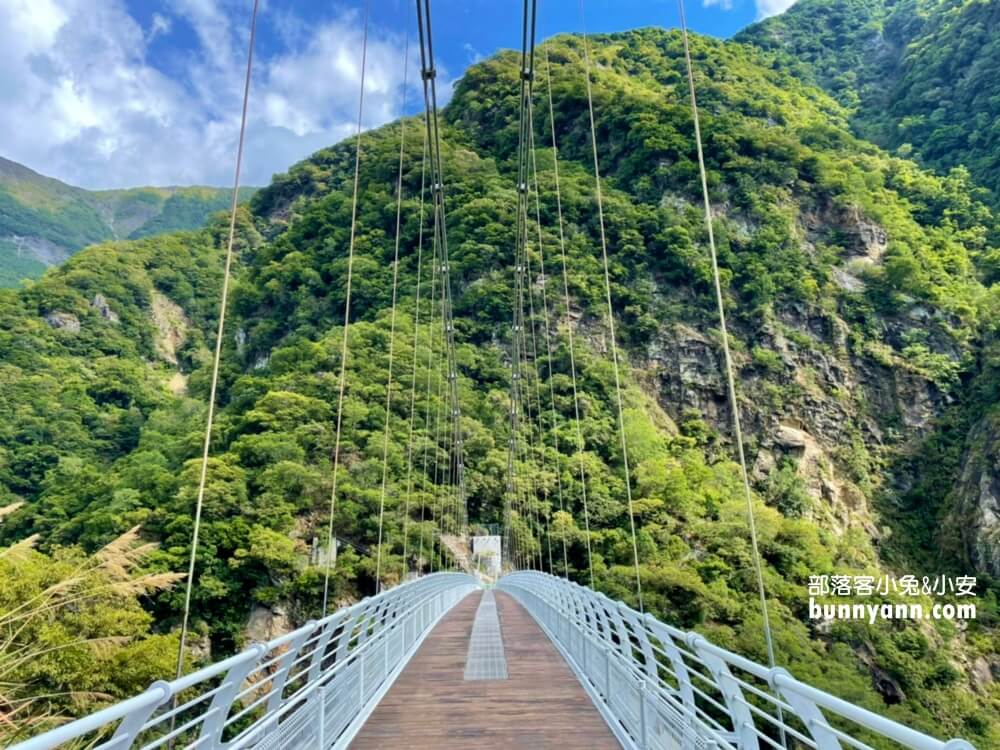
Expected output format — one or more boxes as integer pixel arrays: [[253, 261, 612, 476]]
[[1, 29, 998, 743], [739, 0, 1000, 616], [0, 156, 256, 287], [738, 0, 1000, 205]]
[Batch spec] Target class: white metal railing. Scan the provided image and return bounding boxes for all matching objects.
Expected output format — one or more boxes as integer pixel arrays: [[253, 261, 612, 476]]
[[498, 571, 976, 750], [12, 569, 979, 750], [12, 572, 478, 750]]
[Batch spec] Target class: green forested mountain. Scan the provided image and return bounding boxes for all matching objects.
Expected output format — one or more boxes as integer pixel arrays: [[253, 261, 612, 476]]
[[0, 156, 256, 287], [1, 25, 999, 745], [738, 0, 1000, 203]]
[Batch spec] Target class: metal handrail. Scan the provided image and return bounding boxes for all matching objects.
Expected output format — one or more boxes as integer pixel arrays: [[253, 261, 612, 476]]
[[12, 572, 478, 750], [12, 569, 979, 750], [498, 571, 976, 750]]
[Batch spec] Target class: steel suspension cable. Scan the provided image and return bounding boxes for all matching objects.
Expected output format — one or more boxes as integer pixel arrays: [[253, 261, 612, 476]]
[[433, 241, 454, 570], [442, 230, 462, 549], [174, 0, 259, 682], [513, 243, 538, 570], [506, 0, 531, 575], [513, 174, 545, 572], [578, 0, 643, 611], [676, 0, 782, 693], [374, 36, 411, 594], [518, 263, 546, 570], [416, 0, 466, 569], [543, 48, 595, 587], [505, 0, 539, 574], [522, 212, 554, 570], [322, 0, 371, 617], [429, 290, 447, 572], [527, 90, 570, 578], [519, 101, 563, 574], [401, 125, 430, 581], [511, 279, 529, 573], [417, 208, 441, 574], [510, 241, 532, 571]]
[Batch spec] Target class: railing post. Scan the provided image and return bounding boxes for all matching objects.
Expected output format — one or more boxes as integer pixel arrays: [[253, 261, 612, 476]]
[[317, 685, 326, 750], [640, 678, 648, 750], [605, 646, 613, 700], [620, 607, 657, 680], [603, 596, 632, 659], [266, 626, 314, 713], [769, 668, 841, 750], [334, 607, 363, 664], [384, 627, 390, 680], [197, 643, 267, 747], [583, 591, 614, 652], [357, 600, 380, 647], [646, 619, 698, 750], [108, 680, 172, 749], [307, 612, 343, 683], [358, 650, 366, 709], [688, 634, 759, 750]]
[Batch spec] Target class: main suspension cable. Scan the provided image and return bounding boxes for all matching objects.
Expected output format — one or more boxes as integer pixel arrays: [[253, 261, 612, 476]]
[[322, 0, 371, 617], [578, 0, 643, 610], [175, 0, 259, 682], [677, 0, 782, 690], [374, 34, 411, 594], [505, 0, 539, 574], [416, 0, 466, 569], [520, 0, 544, 572], [544, 48, 595, 587]]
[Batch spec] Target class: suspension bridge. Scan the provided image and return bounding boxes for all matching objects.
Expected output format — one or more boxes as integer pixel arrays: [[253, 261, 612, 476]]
[[9, 0, 979, 748]]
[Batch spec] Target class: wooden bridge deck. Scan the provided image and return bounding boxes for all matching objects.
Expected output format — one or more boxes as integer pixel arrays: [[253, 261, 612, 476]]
[[350, 590, 620, 749]]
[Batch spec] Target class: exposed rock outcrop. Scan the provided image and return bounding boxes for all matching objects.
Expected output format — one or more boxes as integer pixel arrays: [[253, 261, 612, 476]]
[[90, 293, 119, 323], [642, 286, 949, 542], [44, 311, 80, 332], [246, 605, 293, 643], [150, 292, 189, 365]]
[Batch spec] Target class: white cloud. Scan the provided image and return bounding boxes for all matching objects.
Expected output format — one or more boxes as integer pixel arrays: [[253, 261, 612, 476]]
[[756, 0, 798, 19], [260, 13, 414, 137], [703, 0, 734, 10], [147, 13, 172, 43], [463, 43, 483, 64], [0, 0, 424, 189]]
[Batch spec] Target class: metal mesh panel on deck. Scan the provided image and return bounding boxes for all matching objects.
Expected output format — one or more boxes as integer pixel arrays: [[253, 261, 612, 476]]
[[463, 590, 508, 680]]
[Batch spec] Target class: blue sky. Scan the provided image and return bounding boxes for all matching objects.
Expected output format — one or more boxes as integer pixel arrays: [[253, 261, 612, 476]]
[[0, 0, 789, 190]]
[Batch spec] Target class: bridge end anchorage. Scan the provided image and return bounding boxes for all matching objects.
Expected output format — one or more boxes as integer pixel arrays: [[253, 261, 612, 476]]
[[11, 571, 975, 750]]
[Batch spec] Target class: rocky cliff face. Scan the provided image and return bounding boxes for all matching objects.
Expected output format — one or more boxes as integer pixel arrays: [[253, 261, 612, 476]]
[[950, 412, 1000, 577], [635, 203, 956, 551]]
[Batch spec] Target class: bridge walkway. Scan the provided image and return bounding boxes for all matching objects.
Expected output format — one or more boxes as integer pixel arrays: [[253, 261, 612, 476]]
[[350, 590, 619, 749]]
